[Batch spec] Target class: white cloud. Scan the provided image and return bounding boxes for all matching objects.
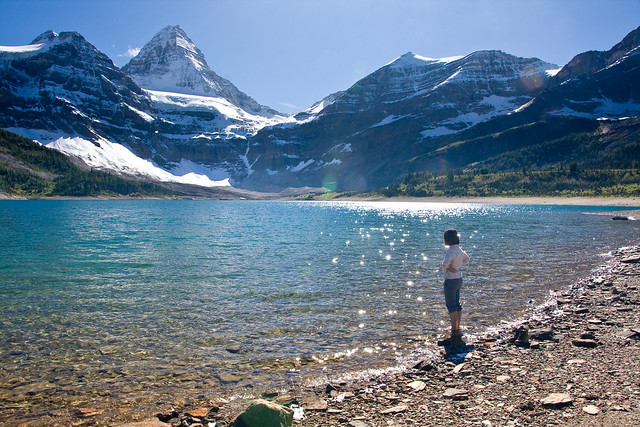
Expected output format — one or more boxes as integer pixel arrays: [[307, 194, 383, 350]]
[[118, 46, 141, 58], [279, 102, 300, 112]]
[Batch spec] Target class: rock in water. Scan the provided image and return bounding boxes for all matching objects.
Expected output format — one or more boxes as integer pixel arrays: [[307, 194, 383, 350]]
[[233, 399, 293, 427]]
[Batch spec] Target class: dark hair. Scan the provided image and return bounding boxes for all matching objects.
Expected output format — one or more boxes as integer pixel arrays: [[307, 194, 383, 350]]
[[443, 228, 460, 246]]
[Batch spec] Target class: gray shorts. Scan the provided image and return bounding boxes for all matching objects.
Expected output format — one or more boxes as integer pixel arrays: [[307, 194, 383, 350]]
[[444, 278, 463, 313]]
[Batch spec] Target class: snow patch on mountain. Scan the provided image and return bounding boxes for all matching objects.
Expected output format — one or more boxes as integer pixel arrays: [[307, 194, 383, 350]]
[[421, 95, 525, 137], [46, 137, 230, 187], [147, 89, 290, 127], [371, 114, 410, 128], [549, 97, 640, 119]]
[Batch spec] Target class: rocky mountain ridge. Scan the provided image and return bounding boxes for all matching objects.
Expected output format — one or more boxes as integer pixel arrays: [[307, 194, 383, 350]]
[[1, 25, 639, 192]]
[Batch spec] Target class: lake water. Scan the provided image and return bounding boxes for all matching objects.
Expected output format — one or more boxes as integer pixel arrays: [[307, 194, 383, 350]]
[[0, 200, 638, 423]]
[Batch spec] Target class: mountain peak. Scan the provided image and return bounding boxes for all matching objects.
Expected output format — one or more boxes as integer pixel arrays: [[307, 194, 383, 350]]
[[123, 25, 279, 116], [389, 51, 463, 68], [31, 30, 58, 44]]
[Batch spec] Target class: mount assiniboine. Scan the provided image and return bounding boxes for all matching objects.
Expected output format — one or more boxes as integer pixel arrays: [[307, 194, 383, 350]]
[[1, 25, 639, 192]]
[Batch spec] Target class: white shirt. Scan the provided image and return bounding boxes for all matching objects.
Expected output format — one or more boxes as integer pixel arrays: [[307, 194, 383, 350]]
[[443, 244, 470, 280]]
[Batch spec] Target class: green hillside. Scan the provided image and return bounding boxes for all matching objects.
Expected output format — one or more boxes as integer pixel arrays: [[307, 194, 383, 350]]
[[0, 129, 173, 198]]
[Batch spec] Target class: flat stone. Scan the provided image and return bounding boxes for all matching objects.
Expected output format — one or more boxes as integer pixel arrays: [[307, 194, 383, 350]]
[[217, 373, 243, 383], [616, 329, 639, 339], [572, 339, 599, 348], [540, 393, 573, 407], [380, 405, 408, 414], [77, 408, 104, 418], [611, 405, 630, 412], [496, 375, 511, 383], [184, 407, 212, 418], [583, 405, 600, 415], [443, 388, 469, 400], [407, 380, 426, 391], [621, 256, 640, 263], [348, 421, 372, 427], [113, 419, 170, 427], [453, 363, 466, 374], [300, 394, 328, 411]]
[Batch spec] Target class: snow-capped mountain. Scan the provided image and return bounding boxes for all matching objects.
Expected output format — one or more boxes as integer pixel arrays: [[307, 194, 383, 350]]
[[1, 25, 639, 193], [0, 27, 291, 187], [123, 25, 278, 116], [243, 50, 559, 191], [522, 26, 640, 119], [0, 30, 153, 143]]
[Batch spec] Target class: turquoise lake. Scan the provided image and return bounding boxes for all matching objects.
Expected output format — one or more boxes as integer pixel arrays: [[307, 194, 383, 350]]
[[0, 200, 638, 422]]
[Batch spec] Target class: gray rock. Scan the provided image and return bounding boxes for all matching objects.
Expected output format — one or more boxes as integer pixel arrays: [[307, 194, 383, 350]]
[[299, 394, 328, 411]]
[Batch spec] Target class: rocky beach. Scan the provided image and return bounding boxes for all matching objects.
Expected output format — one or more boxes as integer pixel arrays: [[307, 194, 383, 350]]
[[132, 244, 640, 427]]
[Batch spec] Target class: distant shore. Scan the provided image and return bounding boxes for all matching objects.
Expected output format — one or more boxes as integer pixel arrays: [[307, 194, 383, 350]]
[[3, 193, 640, 207], [335, 195, 640, 207]]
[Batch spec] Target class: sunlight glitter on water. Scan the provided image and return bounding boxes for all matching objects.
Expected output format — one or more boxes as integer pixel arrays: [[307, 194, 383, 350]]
[[1, 200, 639, 424]]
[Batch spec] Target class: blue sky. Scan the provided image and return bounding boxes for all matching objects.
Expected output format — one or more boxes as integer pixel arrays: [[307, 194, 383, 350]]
[[1, 0, 639, 114]]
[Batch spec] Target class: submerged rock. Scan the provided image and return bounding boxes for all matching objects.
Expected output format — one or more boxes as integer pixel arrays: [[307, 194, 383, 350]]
[[233, 399, 293, 427]]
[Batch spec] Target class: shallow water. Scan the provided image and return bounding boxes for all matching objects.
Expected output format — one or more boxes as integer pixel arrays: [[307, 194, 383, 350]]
[[0, 200, 638, 422]]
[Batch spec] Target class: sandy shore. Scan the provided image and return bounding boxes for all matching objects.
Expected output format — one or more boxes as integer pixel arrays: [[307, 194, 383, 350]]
[[140, 245, 640, 426]]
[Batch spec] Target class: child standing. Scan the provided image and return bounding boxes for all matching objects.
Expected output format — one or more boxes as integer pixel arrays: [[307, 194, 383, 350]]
[[442, 228, 470, 342]]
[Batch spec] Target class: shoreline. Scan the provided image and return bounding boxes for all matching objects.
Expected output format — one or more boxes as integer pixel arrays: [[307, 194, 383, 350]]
[[2, 194, 640, 207], [134, 245, 640, 426], [334, 195, 640, 207]]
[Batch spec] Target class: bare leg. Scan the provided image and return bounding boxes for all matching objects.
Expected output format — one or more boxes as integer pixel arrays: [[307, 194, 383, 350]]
[[450, 311, 462, 339], [449, 311, 458, 333]]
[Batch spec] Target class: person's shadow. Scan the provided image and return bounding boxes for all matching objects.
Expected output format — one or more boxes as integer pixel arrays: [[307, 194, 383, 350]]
[[439, 338, 475, 363]]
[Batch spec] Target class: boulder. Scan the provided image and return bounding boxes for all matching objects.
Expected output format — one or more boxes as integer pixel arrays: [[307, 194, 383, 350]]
[[233, 399, 293, 427]]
